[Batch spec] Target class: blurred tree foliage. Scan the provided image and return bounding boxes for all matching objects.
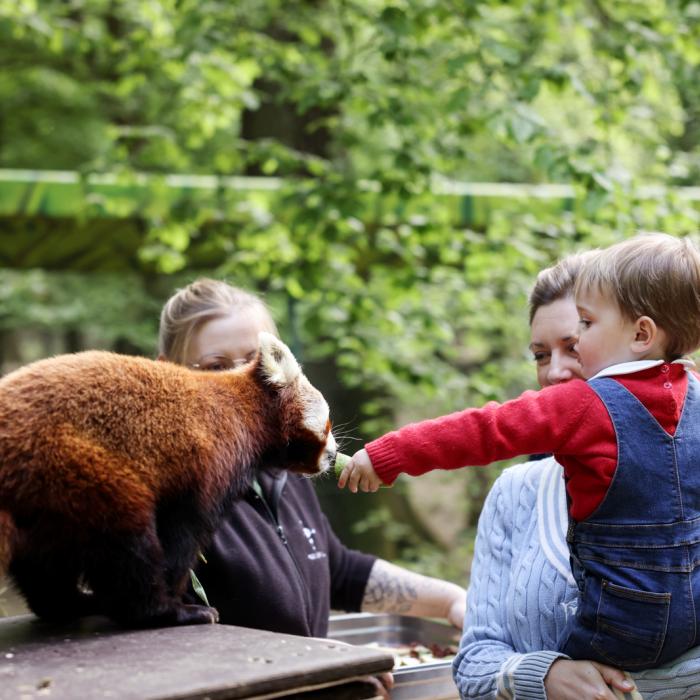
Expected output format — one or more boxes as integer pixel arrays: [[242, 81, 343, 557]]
[[1, 0, 700, 574]]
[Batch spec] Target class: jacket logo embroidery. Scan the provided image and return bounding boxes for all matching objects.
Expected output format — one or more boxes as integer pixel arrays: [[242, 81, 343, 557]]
[[301, 522, 327, 560]]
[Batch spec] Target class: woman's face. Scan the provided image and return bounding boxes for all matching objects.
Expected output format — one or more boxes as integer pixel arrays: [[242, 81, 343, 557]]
[[183, 311, 275, 371], [529, 296, 583, 388]]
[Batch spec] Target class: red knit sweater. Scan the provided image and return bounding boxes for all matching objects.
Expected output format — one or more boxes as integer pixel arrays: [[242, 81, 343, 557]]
[[366, 363, 692, 521]]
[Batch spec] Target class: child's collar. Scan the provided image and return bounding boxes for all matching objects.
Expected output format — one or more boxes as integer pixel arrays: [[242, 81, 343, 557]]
[[589, 358, 695, 381]]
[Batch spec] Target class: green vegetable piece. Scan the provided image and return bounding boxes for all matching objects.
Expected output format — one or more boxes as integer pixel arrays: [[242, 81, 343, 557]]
[[333, 451, 390, 488], [190, 568, 210, 606], [334, 452, 352, 479]]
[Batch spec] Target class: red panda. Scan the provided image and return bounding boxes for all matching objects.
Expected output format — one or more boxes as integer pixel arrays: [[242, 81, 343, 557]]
[[0, 332, 336, 628]]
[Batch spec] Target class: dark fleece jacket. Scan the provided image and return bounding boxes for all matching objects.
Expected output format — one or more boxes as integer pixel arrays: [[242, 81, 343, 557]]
[[190, 469, 376, 637]]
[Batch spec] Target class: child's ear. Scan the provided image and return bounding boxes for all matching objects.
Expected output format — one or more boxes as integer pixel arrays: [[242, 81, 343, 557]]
[[631, 316, 663, 355]]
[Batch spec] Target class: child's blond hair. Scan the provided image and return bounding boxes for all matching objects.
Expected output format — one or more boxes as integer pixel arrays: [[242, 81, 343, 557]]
[[158, 278, 277, 364], [575, 233, 700, 359]]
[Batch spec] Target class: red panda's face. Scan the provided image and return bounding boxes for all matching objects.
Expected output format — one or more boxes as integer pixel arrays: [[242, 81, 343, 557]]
[[287, 374, 336, 475], [255, 332, 337, 475]]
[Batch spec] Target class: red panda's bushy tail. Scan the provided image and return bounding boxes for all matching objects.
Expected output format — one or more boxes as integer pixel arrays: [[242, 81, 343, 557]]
[[0, 511, 16, 579]]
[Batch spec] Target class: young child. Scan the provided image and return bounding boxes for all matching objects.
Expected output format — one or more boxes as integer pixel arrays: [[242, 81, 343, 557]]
[[338, 232, 700, 670]]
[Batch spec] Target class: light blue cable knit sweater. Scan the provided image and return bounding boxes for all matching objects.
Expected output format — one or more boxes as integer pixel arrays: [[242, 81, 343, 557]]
[[452, 457, 700, 700]]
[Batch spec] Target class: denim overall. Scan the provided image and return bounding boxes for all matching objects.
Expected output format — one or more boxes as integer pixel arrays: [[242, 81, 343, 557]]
[[559, 372, 700, 670]]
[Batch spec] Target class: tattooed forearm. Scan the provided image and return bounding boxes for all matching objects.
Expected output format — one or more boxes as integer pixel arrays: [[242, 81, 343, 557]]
[[362, 560, 418, 613], [360, 559, 467, 627]]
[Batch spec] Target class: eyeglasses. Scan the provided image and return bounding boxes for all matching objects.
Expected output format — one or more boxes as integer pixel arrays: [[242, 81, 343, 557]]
[[189, 355, 253, 372]]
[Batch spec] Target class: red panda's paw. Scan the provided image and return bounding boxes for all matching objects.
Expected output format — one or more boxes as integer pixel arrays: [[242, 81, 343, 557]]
[[174, 604, 220, 626]]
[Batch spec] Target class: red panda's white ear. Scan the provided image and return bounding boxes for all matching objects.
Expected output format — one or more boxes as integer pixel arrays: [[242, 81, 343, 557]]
[[257, 332, 301, 386]]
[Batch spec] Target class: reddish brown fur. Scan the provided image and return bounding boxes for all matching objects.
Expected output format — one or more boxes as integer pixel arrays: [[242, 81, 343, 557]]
[[0, 511, 15, 574], [0, 352, 269, 528], [0, 348, 330, 627]]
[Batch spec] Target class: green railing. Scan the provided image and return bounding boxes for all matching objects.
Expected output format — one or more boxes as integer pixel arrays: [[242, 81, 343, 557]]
[[0, 169, 282, 219], [2, 169, 698, 221]]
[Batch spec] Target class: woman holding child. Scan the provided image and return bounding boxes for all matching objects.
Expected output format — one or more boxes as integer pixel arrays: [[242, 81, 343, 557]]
[[453, 250, 700, 700], [339, 234, 700, 698]]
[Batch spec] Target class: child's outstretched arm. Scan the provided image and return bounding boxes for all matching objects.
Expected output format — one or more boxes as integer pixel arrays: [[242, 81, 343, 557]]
[[337, 448, 385, 493], [338, 380, 595, 490]]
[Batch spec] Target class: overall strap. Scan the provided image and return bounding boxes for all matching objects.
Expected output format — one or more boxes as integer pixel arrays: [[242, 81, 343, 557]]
[[583, 376, 681, 525]]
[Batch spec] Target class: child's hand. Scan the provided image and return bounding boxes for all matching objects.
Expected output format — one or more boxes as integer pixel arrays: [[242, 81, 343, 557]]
[[337, 448, 384, 493]]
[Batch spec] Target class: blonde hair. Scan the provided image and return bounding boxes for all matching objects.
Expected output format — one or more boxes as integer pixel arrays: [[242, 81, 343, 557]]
[[158, 278, 278, 364], [574, 233, 700, 359], [529, 252, 593, 324]]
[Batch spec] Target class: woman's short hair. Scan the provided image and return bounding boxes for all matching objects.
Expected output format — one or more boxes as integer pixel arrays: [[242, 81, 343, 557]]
[[575, 233, 700, 359], [158, 278, 277, 363], [528, 253, 591, 325]]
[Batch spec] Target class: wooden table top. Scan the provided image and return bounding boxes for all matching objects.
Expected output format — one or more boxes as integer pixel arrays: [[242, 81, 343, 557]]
[[0, 615, 394, 700]]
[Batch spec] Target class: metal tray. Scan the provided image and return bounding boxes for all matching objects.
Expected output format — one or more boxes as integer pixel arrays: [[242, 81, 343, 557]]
[[328, 613, 460, 700]]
